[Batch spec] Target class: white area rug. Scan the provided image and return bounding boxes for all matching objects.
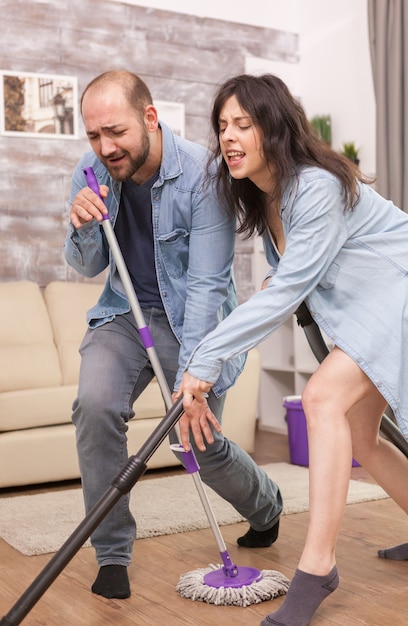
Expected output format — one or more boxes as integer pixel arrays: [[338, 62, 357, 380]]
[[0, 462, 388, 556]]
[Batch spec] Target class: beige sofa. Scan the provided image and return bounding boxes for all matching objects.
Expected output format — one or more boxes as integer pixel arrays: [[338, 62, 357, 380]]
[[0, 281, 260, 488]]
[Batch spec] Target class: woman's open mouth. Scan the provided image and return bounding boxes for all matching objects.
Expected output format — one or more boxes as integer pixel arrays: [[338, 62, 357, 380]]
[[226, 150, 245, 166]]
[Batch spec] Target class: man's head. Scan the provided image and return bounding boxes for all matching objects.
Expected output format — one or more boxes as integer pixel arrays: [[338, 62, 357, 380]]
[[81, 70, 161, 184]]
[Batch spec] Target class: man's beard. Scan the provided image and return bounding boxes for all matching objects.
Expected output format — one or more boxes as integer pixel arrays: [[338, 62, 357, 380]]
[[102, 128, 150, 182]]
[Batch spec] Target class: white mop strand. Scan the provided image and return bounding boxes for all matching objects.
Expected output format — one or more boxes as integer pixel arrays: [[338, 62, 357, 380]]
[[176, 565, 290, 607]]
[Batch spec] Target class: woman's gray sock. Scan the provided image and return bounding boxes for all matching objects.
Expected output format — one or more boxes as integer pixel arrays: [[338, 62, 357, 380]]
[[260, 565, 339, 626], [378, 543, 408, 560]]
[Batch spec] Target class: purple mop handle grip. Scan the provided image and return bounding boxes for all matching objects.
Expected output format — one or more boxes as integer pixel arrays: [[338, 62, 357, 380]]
[[170, 444, 200, 473], [83, 167, 110, 221]]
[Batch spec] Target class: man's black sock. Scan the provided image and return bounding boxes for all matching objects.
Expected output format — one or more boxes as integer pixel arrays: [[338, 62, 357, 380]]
[[91, 565, 130, 599], [237, 519, 280, 548]]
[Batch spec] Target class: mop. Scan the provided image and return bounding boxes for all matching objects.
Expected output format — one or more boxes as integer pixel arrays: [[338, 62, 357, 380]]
[[82, 167, 289, 607], [0, 169, 288, 626]]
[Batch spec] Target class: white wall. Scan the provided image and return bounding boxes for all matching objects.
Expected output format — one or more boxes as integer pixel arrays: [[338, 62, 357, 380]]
[[298, 0, 375, 174], [111, 0, 375, 173], [110, 0, 299, 32]]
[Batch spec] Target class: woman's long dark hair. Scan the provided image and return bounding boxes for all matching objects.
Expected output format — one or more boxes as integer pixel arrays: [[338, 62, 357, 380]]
[[209, 74, 371, 238]]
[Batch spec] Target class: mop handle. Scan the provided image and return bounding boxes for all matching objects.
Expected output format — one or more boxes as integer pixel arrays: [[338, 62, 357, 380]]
[[83, 167, 231, 559], [83, 167, 172, 407]]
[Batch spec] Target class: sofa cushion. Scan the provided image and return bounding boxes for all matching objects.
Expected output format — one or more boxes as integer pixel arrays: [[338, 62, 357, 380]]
[[0, 385, 77, 431], [43, 281, 104, 385], [0, 281, 62, 392], [0, 379, 166, 432]]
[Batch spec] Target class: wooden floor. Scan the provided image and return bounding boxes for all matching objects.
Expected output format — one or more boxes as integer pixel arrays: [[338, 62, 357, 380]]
[[1, 429, 408, 625]]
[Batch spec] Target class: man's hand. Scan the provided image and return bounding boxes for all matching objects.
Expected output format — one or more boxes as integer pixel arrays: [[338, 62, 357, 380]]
[[70, 185, 109, 229], [174, 372, 220, 452]]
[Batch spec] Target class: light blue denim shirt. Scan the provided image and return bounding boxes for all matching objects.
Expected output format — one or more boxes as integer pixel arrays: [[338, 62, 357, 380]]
[[186, 166, 408, 438], [64, 122, 245, 394]]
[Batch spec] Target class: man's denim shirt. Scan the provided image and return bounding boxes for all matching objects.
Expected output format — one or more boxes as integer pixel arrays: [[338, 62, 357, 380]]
[[64, 122, 245, 395]]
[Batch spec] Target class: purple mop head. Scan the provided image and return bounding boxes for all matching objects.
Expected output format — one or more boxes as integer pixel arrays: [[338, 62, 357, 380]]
[[176, 564, 289, 607]]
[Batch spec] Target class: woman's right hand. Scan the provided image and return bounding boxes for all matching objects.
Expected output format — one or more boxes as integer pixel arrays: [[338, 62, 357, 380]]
[[175, 372, 219, 452]]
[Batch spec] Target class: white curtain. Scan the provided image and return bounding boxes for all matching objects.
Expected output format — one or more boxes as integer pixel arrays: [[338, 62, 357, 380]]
[[367, 0, 408, 212]]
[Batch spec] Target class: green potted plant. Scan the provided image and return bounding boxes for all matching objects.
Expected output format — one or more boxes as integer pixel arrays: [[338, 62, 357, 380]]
[[341, 142, 360, 165], [310, 115, 332, 146]]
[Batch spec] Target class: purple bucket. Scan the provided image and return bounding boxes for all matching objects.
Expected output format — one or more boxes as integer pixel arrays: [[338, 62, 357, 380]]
[[284, 396, 309, 466], [283, 396, 360, 467]]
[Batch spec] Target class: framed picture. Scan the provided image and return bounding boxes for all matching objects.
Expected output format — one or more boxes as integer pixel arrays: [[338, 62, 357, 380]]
[[0, 70, 78, 139], [154, 100, 185, 137]]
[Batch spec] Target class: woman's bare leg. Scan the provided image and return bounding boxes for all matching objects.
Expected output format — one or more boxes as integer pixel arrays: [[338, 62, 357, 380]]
[[299, 348, 385, 574], [350, 402, 408, 512], [261, 348, 385, 626], [349, 398, 408, 560]]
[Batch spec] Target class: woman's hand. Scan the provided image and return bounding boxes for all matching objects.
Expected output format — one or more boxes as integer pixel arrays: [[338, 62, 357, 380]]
[[174, 372, 220, 452]]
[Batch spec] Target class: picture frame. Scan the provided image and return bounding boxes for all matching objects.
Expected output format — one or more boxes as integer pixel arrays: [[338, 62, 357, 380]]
[[154, 100, 185, 137], [0, 70, 79, 139]]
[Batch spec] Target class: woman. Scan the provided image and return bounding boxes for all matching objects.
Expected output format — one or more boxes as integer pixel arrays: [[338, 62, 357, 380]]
[[177, 74, 408, 626]]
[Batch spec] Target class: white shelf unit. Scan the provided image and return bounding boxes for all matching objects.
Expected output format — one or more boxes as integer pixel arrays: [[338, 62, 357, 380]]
[[257, 318, 319, 432], [252, 235, 321, 433]]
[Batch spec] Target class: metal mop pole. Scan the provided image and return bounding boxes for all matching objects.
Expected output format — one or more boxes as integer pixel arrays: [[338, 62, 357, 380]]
[[83, 167, 245, 581]]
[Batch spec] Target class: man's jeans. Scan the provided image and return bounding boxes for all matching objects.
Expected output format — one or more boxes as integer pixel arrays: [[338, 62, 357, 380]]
[[72, 309, 282, 566]]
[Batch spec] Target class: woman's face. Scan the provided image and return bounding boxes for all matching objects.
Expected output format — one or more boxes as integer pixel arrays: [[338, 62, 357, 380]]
[[218, 95, 273, 193]]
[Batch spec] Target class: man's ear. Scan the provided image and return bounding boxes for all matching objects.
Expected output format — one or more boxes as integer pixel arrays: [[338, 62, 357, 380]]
[[144, 104, 159, 132]]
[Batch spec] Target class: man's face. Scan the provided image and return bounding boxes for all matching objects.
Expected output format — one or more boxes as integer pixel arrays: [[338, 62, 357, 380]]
[[82, 86, 150, 181]]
